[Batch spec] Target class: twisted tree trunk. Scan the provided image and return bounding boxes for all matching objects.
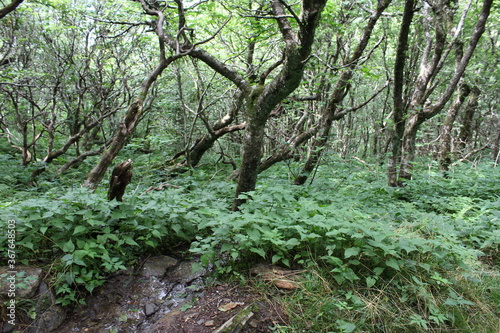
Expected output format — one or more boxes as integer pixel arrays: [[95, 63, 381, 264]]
[[439, 83, 471, 172]]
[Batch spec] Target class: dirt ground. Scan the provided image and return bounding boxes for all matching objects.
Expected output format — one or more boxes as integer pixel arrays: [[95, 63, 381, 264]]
[[153, 283, 288, 333], [53, 261, 290, 333]]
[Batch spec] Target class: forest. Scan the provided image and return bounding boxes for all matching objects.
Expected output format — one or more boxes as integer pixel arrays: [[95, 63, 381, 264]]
[[0, 0, 499, 332]]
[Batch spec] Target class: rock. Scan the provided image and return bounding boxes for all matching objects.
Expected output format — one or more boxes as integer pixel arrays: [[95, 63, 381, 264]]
[[2, 322, 15, 333], [213, 304, 255, 333], [249, 319, 259, 328], [169, 261, 205, 283], [273, 279, 299, 290], [144, 303, 156, 316], [30, 305, 66, 333], [141, 256, 178, 277], [29, 281, 66, 332], [0, 266, 43, 299], [144, 309, 182, 333], [219, 302, 244, 312]]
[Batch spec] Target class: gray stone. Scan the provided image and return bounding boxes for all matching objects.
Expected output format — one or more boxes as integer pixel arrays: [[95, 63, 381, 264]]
[[141, 256, 178, 277], [30, 304, 66, 333], [0, 266, 42, 299], [169, 261, 205, 283], [34, 281, 53, 312], [2, 322, 15, 333], [144, 303, 156, 316], [28, 281, 66, 333]]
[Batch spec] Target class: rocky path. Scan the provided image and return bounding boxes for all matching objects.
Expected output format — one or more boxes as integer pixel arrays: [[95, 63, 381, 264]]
[[1, 257, 290, 333]]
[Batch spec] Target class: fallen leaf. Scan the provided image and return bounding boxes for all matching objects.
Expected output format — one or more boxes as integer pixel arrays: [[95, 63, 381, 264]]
[[205, 320, 215, 327], [218, 302, 244, 312], [273, 279, 298, 290]]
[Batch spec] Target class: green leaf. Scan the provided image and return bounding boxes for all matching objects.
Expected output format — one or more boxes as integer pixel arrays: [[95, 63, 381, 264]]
[[285, 238, 300, 248], [250, 247, 266, 258], [221, 243, 233, 252], [73, 225, 87, 235], [87, 219, 105, 227], [336, 320, 356, 333], [385, 258, 400, 271], [123, 237, 139, 246], [247, 229, 261, 242], [61, 254, 73, 265], [366, 276, 377, 288], [344, 247, 360, 259], [62, 240, 75, 252], [271, 254, 282, 264]]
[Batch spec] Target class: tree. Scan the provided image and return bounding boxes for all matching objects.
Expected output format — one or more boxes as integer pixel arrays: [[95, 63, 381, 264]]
[[84, 0, 192, 188], [0, 1, 142, 181], [172, 0, 328, 209], [293, 0, 391, 185], [438, 82, 471, 172], [389, 0, 493, 185]]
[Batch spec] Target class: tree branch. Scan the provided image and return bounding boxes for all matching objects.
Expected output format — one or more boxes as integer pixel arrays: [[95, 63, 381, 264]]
[[0, 0, 23, 19], [426, 0, 493, 118]]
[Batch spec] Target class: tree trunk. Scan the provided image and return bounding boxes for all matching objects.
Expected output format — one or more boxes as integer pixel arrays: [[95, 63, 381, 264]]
[[439, 83, 471, 172], [0, 0, 24, 19], [166, 93, 245, 174], [390, 0, 492, 185], [167, 122, 246, 174], [294, 0, 392, 185], [30, 111, 115, 180], [492, 131, 500, 166], [232, 103, 267, 209], [84, 1, 187, 189], [457, 86, 480, 151], [388, 0, 415, 187], [230, 0, 327, 209], [398, 112, 423, 181], [84, 100, 144, 188], [107, 159, 133, 201]]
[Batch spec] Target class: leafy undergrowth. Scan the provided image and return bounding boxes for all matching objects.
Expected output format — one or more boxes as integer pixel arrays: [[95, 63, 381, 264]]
[[1, 159, 499, 331]]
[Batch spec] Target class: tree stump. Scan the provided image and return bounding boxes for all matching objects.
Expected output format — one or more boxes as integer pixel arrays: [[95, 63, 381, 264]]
[[107, 159, 133, 201]]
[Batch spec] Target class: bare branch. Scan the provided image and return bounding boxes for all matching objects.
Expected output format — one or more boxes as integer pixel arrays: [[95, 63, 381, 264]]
[[426, 0, 493, 117], [0, 0, 23, 19], [279, 0, 302, 27], [335, 80, 390, 119]]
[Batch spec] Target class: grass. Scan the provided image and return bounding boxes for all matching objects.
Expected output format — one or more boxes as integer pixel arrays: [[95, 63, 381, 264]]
[[263, 264, 500, 332]]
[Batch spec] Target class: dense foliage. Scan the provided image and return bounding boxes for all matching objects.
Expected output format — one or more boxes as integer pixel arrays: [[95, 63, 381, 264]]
[[1, 0, 499, 331], [1, 153, 499, 331]]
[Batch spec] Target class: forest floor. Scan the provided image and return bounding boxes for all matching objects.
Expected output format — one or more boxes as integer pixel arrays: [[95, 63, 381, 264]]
[[150, 283, 286, 333], [56, 257, 288, 333]]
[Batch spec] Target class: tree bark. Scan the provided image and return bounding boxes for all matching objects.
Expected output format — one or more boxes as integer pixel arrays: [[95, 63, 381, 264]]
[[0, 0, 23, 19], [107, 159, 133, 201], [166, 93, 245, 174], [30, 111, 116, 180], [168, 122, 246, 173], [457, 86, 480, 151], [439, 83, 471, 172], [492, 131, 500, 166], [56, 144, 108, 175], [231, 0, 327, 209], [388, 0, 415, 187]]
